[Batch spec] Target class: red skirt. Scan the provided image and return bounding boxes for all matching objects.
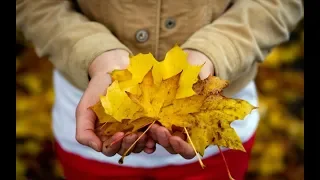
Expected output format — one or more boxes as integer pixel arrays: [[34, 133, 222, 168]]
[[55, 134, 255, 180]]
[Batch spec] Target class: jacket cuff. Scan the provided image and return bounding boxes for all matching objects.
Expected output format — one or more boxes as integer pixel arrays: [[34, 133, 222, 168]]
[[181, 31, 240, 82], [68, 32, 132, 90]]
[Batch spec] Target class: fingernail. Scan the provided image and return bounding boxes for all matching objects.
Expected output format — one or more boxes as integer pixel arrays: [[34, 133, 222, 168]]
[[89, 141, 98, 151]]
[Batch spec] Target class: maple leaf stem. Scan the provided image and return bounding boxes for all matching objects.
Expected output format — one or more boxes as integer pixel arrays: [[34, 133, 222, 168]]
[[118, 120, 156, 164], [106, 132, 132, 148], [183, 127, 206, 169], [109, 136, 124, 147], [107, 121, 153, 147], [99, 122, 107, 130], [106, 132, 136, 148], [218, 146, 235, 180]]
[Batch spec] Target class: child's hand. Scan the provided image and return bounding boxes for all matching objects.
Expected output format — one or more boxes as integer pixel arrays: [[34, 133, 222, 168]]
[[75, 49, 156, 156], [184, 49, 214, 80], [148, 49, 214, 159]]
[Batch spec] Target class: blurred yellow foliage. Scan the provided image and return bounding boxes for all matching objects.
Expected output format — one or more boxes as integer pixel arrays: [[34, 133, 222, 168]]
[[16, 158, 27, 180], [263, 44, 303, 68], [16, 47, 63, 179], [247, 25, 304, 179]]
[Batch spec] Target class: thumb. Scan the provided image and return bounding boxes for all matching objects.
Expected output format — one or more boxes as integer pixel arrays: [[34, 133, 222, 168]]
[[75, 74, 112, 152], [185, 50, 214, 80], [199, 59, 214, 80]]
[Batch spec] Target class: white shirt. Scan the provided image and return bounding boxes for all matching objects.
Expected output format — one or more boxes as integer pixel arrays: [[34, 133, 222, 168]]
[[52, 69, 259, 168]]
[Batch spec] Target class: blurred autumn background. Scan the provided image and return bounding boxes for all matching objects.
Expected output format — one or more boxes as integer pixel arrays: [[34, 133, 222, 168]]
[[16, 19, 304, 180]]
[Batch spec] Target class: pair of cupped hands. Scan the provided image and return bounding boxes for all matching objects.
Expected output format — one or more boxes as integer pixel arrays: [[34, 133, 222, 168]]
[[75, 49, 214, 160]]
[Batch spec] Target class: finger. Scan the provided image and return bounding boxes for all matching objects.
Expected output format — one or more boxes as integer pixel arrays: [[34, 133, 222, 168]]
[[75, 74, 112, 152], [148, 123, 162, 142], [185, 50, 214, 80], [153, 126, 178, 154], [118, 133, 138, 156], [155, 126, 172, 148], [132, 132, 148, 153], [102, 132, 124, 156], [149, 124, 177, 154], [144, 137, 156, 154], [75, 109, 101, 152], [144, 147, 156, 154], [162, 131, 187, 155], [164, 145, 176, 154], [95, 122, 109, 138], [169, 136, 196, 159], [145, 137, 155, 149], [198, 60, 214, 80]]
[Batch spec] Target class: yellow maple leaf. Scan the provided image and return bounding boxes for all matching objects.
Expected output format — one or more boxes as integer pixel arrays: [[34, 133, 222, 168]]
[[99, 80, 143, 121], [110, 69, 132, 82], [176, 64, 203, 99], [127, 71, 180, 118], [92, 45, 256, 171], [112, 45, 201, 99], [112, 53, 158, 95], [91, 100, 153, 137], [94, 118, 154, 137], [90, 101, 117, 124]]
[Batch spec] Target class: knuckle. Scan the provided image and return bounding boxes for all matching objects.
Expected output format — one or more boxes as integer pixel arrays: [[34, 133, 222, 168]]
[[75, 132, 85, 144], [75, 104, 82, 117]]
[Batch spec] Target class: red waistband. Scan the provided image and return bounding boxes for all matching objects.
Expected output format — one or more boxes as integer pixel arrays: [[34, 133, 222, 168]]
[[55, 133, 255, 180]]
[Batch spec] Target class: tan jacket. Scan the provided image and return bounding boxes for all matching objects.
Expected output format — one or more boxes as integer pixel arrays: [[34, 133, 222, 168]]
[[16, 0, 304, 97]]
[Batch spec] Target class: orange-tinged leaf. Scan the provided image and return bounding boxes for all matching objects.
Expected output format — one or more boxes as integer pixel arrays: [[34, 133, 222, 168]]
[[187, 116, 214, 156], [96, 118, 155, 137], [212, 124, 245, 152], [101, 122, 127, 136], [129, 117, 155, 132], [201, 76, 229, 95], [159, 114, 194, 132], [200, 95, 256, 123], [160, 95, 205, 115], [90, 101, 117, 123]]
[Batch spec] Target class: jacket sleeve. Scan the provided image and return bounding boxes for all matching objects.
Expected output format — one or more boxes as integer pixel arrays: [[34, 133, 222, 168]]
[[16, 0, 131, 90], [182, 0, 304, 82]]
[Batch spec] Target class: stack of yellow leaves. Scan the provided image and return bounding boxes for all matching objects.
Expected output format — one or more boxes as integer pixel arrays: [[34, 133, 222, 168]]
[[91, 45, 256, 178]]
